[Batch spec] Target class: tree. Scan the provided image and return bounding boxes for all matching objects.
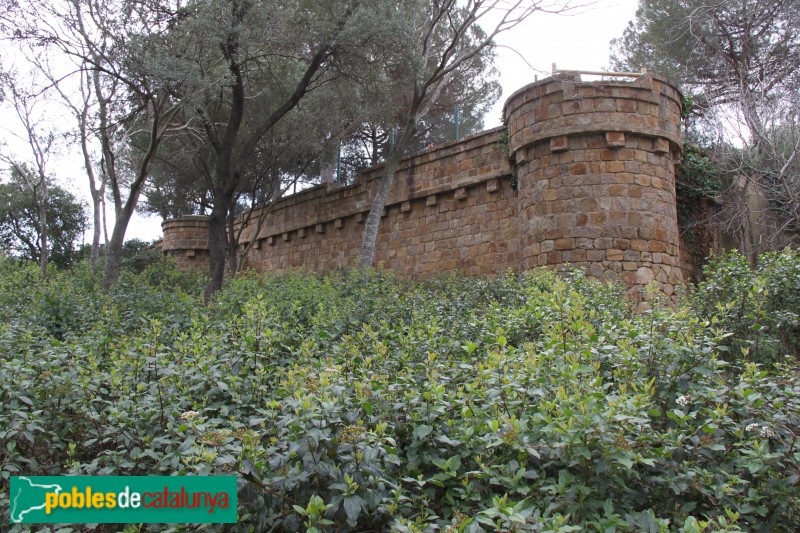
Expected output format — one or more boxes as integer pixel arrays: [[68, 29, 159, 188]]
[[142, 78, 356, 274], [339, 67, 501, 177], [357, 0, 557, 268], [0, 173, 87, 268], [153, 0, 402, 299], [49, 60, 109, 267], [1, 0, 184, 289], [0, 73, 57, 278], [611, 0, 800, 259]]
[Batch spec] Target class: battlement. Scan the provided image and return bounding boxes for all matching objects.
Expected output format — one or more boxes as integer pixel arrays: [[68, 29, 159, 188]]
[[161, 72, 685, 297]]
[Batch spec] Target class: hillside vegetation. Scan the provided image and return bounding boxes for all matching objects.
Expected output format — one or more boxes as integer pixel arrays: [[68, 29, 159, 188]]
[[1, 250, 799, 531]]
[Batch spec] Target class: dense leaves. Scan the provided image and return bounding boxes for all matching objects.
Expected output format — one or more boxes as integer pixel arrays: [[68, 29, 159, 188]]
[[0, 179, 87, 269], [1, 252, 800, 531]]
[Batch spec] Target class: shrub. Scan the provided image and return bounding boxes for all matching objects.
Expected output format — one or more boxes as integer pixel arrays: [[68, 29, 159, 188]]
[[1, 257, 800, 531], [690, 248, 800, 365]]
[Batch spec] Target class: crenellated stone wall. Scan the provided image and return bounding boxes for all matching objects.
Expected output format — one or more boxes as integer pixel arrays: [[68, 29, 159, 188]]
[[160, 72, 685, 297]]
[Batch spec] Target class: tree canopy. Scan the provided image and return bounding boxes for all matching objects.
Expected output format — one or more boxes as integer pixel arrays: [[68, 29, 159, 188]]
[[611, 0, 800, 256], [1, 0, 560, 294], [0, 172, 87, 268]]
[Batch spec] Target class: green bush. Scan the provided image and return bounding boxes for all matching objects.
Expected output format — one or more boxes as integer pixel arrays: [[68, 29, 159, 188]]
[[689, 248, 800, 365], [1, 255, 800, 531]]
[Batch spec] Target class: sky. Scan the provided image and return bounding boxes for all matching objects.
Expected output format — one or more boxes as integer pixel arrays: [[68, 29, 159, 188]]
[[2, 0, 640, 245], [485, 0, 638, 128]]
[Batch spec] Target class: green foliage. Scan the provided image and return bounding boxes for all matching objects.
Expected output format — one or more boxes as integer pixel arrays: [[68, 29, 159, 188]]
[[677, 145, 720, 203], [0, 179, 87, 268], [2, 255, 800, 530], [689, 248, 800, 363], [610, 0, 800, 104], [675, 144, 720, 253]]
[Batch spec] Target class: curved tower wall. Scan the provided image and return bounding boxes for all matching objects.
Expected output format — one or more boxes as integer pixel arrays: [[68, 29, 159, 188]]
[[160, 215, 210, 270], [504, 72, 683, 296]]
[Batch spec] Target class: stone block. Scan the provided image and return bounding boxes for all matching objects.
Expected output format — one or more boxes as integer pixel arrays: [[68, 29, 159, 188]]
[[426, 195, 438, 206], [550, 135, 569, 153], [334, 218, 343, 229], [486, 179, 499, 192], [555, 238, 574, 250], [635, 266, 654, 285], [619, 271, 635, 286], [589, 262, 605, 277], [298, 228, 306, 238], [316, 223, 325, 234], [454, 187, 467, 201], [594, 237, 612, 250], [606, 161, 625, 173], [607, 248, 624, 261], [606, 131, 626, 147], [624, 249, 640, 262], [601, 149, 617, 161], [653, 137, 670, 154]]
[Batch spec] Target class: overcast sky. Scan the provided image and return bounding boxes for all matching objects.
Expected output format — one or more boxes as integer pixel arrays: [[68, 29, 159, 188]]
[[2, 0, 640, 244], [485, 0, 638, 127]]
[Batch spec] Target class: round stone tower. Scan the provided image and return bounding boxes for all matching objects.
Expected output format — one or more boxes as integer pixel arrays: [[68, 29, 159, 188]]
[[160, 215, 210, 270], [504, 71, 683, 297]]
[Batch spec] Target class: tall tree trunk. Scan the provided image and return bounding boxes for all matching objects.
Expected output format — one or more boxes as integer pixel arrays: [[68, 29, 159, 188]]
[[358, 148, 403, 268], [102, 194, 138, 291], [91, 193, 102, 266], [101, 101, 163, 291], [79, 125, 104, 266], [359, 121, 416, 268], [206, 195, 232, 301], [226, 202, 238, 274], [102, 195, 109, 247]]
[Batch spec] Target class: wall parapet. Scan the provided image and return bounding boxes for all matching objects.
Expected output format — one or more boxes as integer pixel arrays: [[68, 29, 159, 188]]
[[162, 72, 684, 296]]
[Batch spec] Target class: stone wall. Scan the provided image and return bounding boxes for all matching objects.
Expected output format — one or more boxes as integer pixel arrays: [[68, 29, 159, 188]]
[[161, 72, 684, 296]]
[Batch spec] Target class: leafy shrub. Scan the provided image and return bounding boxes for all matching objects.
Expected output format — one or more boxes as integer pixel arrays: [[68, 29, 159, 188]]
[[689, 248, 800, 365], [1, 256, 800, 531]]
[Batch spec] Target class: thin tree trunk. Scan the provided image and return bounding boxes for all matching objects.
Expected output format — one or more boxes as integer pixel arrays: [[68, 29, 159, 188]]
[[102, 195, 109, 246], [226, 201, 238, 274], [80, 130, 104, 266], [358, 149, 404, 268], [91, 194, 102, 266], [358, 118, 417, 268], [38, 180, 48, 279]]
